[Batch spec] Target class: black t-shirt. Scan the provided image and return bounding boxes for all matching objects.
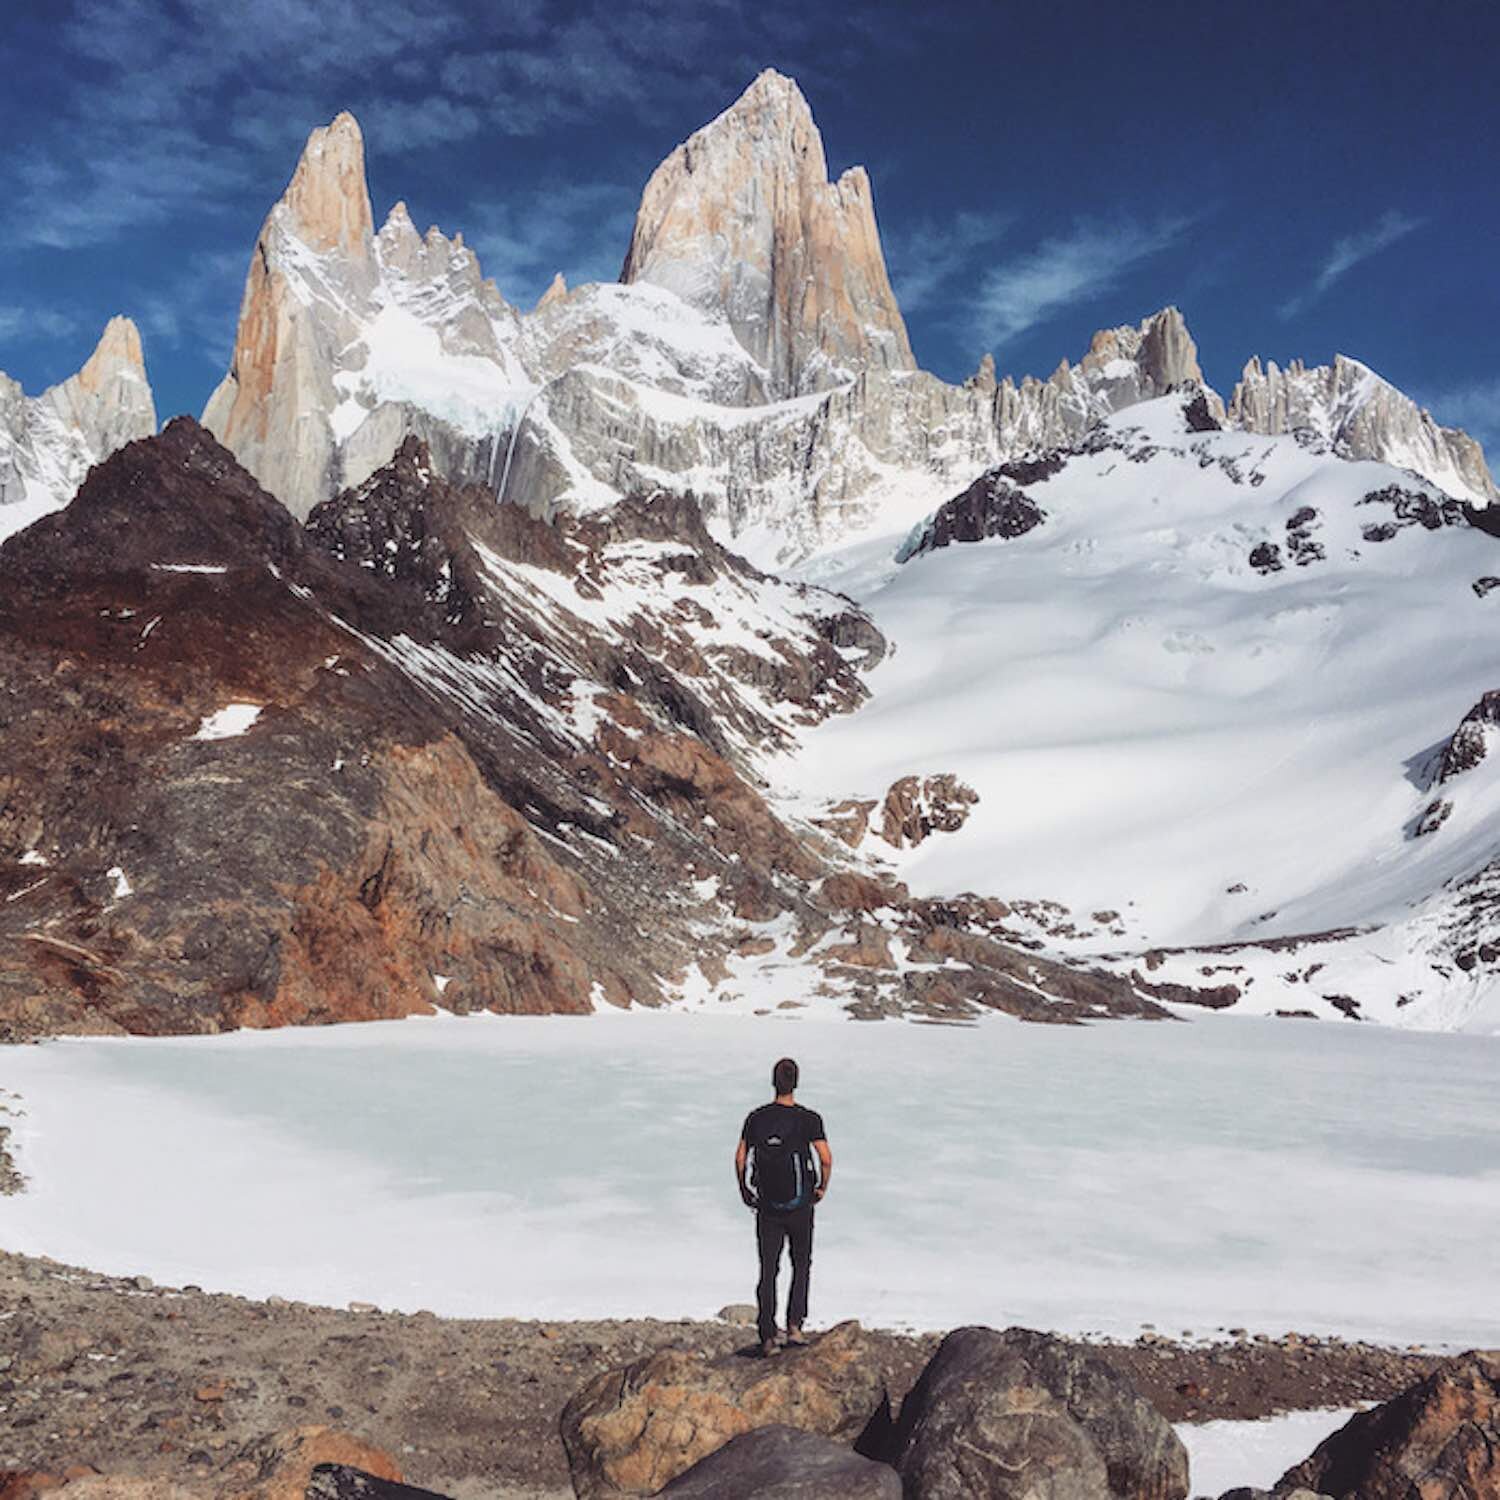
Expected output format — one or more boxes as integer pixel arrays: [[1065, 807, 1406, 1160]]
[[742, 1102, 827, 1210]]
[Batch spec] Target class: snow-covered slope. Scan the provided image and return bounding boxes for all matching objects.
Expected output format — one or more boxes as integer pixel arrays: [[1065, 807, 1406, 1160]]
[[785, 395, 1500, 1032], [0, 317, 157, 541]]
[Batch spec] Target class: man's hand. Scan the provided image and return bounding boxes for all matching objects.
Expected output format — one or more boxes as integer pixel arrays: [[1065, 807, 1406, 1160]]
[[813, 1184, 826, 1203], [740, 1183, 758, 1209]]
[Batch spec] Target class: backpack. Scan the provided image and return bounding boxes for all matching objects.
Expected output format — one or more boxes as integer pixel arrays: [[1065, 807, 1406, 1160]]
[[753, 1119, 814, 1212]]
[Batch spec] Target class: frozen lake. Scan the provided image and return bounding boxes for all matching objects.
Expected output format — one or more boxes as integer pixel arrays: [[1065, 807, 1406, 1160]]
[[2, 1011, 1497, 1346]]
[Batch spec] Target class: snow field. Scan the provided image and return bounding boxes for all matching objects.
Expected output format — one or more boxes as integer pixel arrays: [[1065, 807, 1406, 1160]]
[[4, 1011, 1498, 1346], [1177, 1407, 1361, 1497], [774, 401, 1500, 1027]]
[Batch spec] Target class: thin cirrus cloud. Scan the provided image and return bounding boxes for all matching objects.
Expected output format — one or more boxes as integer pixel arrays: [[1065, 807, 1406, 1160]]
[[0, 305, 79, 346], [975, 216, 1194, 350], [1426, 377, 1500, 450], [465, 183, 643, 307], [886, 211, 1015, 317], [1279, 209, 1424, 320], [5, 0, 830, 251]]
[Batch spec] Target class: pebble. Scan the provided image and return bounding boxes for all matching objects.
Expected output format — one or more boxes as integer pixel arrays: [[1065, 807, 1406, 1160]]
[[131, 1276, 154, 1292], [348, 1301, 378, 1315]]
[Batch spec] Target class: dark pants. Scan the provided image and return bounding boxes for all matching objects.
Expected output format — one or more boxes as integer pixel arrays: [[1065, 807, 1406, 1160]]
[[755, 1205, 814, 1344]]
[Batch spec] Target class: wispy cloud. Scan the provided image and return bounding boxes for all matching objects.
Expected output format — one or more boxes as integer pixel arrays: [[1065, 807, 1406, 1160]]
[[6, 0, 860, 254], [886, 211, 1013, 315], [0, 305, 80, 345], [1279, 209, 1423, 320], [466, 183, 641, 307], [1424, 377, 1500, 450], [975, 216, 1193, 349]]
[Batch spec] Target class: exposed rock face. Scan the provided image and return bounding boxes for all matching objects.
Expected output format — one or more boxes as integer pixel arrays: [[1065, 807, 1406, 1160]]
[[1216, 1489, 1330, 1500], [890, 1326, 1189, 1500], [1437, 691, 1500, 784], [878, 776, 979, 849], [1277, 1351, 1500, 1499], [1229, 354, 1497, 503], [0, 318, 156, 521], [658, 1424, 901, 1498], [203, 114, 525, 520], [897, 471, 1046, 561], [559, 1322, 890, 1498], [988, 308, 1222, 458], [203, 112, 377, 515], [620, 69, 915, 399]]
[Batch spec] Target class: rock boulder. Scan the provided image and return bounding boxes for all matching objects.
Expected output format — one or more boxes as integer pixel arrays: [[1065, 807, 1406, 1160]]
[[559, 1321, 890, 1498], [890, 1326, 1188, 1500], [218, 1426, 401, 1500], [1276, 1350, 1500, 1499], [657, 1424, 900, 1498]]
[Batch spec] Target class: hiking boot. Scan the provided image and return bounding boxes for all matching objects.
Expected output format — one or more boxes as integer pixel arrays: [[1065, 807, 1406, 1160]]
[[784, 1325, 809, 1347], [759, 1337, 780, 1358]]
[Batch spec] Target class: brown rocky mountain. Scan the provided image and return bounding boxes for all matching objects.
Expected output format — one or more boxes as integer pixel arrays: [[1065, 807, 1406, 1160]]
[[0, 422, 1165, 1037]]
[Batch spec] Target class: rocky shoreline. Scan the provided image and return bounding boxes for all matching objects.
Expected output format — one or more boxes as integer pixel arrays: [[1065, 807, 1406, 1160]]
[[0, 1248, 1457, 1498]]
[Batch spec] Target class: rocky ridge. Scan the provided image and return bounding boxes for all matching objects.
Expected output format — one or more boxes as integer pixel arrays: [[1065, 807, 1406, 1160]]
[[191, 73, 1495, 564], [1229, 353, 1494, 503]]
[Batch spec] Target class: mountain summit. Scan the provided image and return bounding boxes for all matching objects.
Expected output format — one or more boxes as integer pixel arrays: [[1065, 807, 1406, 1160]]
[[621, 69, 916, 398], [279, 110, 375, 256], [0, 316, 156, 529]]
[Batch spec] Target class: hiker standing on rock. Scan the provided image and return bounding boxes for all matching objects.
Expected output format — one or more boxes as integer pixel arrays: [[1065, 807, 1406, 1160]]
[[735, 1056, 832, 1358]]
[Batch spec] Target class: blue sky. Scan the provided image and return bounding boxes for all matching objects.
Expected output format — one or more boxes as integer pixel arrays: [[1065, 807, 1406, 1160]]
[[2, 0, 1498, 453]]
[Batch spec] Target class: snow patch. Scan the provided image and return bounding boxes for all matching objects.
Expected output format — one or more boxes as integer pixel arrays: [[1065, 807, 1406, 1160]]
[[191, 704, 263, 742]]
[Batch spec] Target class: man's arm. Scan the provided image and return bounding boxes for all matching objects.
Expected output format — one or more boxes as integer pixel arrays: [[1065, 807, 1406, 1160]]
[[734, 1137, 756, 1208], [813, 1138, 832, 1202]]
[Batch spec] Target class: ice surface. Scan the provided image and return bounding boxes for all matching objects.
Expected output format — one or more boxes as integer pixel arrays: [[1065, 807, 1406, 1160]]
[[1178, 1407, 1360, 1497], [4, 1013, 1498, 1344]]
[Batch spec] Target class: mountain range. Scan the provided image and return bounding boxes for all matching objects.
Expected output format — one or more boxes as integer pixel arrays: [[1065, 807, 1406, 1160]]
[[3, 69, 1499, 1036]]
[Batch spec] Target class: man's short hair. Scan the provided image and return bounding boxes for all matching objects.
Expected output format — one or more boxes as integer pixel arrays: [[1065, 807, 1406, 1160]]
[[773, 1057, 799, 1095]]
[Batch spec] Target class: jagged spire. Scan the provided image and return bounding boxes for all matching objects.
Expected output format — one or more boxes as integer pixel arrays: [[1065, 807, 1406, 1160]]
[[620, 70, 915, 398], [279, 111, 373, 256]]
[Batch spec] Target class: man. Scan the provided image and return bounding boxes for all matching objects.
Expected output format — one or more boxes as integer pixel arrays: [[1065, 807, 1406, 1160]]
[[734, 1056, 832, 1357]]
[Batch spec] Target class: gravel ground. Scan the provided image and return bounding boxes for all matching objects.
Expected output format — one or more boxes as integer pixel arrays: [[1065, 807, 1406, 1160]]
[[0, 1248, 1454, 1498]]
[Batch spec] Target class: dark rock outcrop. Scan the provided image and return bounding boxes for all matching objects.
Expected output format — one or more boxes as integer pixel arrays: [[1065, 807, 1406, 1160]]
[[1277, 1351, 1500, 1500], [559, 1322, 890, 1498], [897, 471, 1046, 563], [890, 1326, 1188, 1500], [657, 1424, 900, 1498], [1436, 691, 1500, 784], [306, 1466, 453, 1500], [1215, 1489, 1330, 1500]]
